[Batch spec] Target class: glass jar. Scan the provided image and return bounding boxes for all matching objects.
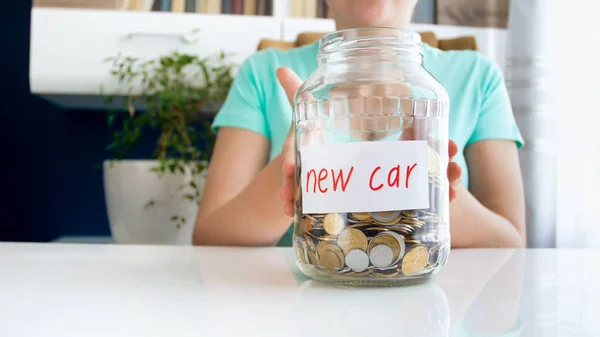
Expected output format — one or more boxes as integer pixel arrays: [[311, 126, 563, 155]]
[[293, 27, 450, 286]]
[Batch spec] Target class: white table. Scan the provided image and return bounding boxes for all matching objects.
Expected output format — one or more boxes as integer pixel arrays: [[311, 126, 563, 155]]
[[0, 243, 597, 337]]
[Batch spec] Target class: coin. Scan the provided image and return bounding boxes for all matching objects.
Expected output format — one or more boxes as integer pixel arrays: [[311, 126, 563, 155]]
[[345, 249, 370, 272], [351, 212, 372, 221], [373, 268, 402, 278], [396, 229, 413, 237], [401, 218, 424, 226], [306, 249, 318, 266], [323, 213, 345, 236], [306, 216, 323, 229], [396, 224, 415, 232], [369, 244, 395, 268], [337, 228, 368, 254], [365, 227, 393, 232], [297, 218, 309, 233], [348, 222, 371, 228], [401, 210, 419, 218], [308, 232, 338, 242], [428, 145, 441, 176], [316, 242, 345, 273], [370, 211, 401, 223], [402, 244, 430, 275], [297, 243, 308, 265], [368, 231, 406, 264]]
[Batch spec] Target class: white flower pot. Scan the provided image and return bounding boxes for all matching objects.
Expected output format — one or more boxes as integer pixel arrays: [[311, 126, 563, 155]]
[[103, 160, 207, 245]]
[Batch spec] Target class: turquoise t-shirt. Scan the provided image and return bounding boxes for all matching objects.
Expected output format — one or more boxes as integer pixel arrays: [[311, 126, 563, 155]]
[[212, 41, 524, 246]]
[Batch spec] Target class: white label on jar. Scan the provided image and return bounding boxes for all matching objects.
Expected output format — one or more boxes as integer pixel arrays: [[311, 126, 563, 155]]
[[300, 140, 430, 214]]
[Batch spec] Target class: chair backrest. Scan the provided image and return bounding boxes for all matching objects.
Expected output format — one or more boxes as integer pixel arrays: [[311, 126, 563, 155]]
[[257, 31, 479, 52]]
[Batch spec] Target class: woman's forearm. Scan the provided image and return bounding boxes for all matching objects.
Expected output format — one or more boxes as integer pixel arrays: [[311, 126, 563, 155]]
[[449, 184, 524, 248], [193, 154, 292, 246]]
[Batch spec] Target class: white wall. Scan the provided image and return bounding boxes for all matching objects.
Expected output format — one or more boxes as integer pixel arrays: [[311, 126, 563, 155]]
[[552, 0, 600, 247]]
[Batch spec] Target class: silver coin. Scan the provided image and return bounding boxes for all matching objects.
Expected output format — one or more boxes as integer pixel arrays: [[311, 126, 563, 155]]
[[369, 211, 401, 223], [428, 145, 441, 176], [345, 249, 370, 272], [346, 217, 363, 224], [369, 245, 395, 268], [306, 214, 322, 223]]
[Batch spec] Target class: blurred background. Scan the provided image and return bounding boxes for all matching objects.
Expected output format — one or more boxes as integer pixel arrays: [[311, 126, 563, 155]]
[[1, 0, 598, 248]]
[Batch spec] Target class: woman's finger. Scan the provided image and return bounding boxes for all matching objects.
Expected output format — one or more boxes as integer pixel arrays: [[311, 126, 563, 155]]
[[447, 161, 462, 184], [449, 186, 458, 202], [284, 202, 295, 217], [448, 139, 458, 160], [280, 174, 295, 199], [276, 67, 304, 106], [283, 161, 295, 177]]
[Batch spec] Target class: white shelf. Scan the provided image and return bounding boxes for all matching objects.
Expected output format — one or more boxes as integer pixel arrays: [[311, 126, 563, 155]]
[[30, 8, 281, 108], [29, 7, 507, 109]]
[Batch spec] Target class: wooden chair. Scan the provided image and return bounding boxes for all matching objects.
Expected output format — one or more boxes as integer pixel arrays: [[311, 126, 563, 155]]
[[257, 31, 479, 52]]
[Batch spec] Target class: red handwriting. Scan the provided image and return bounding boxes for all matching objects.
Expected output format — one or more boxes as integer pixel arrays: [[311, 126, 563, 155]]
[[369, 163, 418, 192], [406, 164, 417, 188], [332, 167, 354, 192], [306, 167, 354, 193], [318, 169, 328, 193], [306, 163, 418, 194], [369, 167, 384, 191]]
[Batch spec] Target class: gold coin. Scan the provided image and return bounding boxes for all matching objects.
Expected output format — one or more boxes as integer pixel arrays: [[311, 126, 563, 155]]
[[373, 268, 402, 278], [365, 227, 392, 232], [368, 231, 406, 264], [316, 242, 345, 272], [297, 218, 308, 233], [397, 229, 412, 237], [400, 218, 420, 225], [337, 228, 368, 254], [297, 243, 308, 265], [323, 213, 345, 236], [309, 234, 337, 242], [428, 145, 441, 176], [306, 249, 318, 266], [402, 244, 430, 276], [401, 210, 419, 218], [405, 239, 421, 244], [351, 212, 372, 221], [348, 222, 371, 228]]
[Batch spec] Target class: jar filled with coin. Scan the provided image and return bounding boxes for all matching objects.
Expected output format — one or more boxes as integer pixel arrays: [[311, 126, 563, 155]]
[[293, 27, 450, 286]]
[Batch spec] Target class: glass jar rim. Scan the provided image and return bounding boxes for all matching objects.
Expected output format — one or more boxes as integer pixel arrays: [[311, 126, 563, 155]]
[[318, 27, 422, 53]]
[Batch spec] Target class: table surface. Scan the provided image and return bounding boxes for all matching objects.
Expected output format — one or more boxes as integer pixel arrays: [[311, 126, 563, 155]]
[[0, 243, 597, 337]]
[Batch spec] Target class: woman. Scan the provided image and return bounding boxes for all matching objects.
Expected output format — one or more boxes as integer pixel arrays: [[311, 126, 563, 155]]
[[193, 0, 526, 248]]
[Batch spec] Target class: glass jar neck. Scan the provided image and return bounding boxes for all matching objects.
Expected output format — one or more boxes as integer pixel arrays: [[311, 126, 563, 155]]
[[317, 27, 423, 65]]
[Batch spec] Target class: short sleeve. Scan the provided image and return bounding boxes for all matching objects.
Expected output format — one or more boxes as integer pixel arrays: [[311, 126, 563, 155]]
[[467, 61, 524, 149], [211, 58, 270, 139]]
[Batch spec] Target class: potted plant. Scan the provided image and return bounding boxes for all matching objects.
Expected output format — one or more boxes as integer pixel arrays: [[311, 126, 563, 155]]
[[101, 50, 235, 245]]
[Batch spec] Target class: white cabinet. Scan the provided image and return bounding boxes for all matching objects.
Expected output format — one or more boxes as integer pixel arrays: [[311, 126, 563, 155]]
[[30, 8, 280, 107]]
